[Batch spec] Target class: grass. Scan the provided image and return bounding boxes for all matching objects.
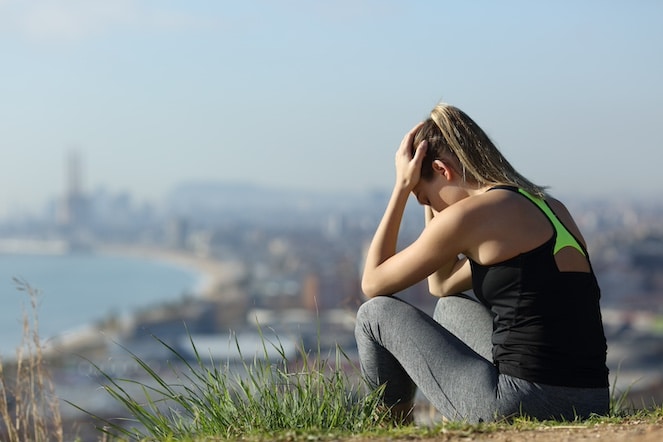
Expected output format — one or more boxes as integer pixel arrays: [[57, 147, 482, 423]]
[[70, 326, 389, 441], [0, 279, 63, 442], [74, 327, 663, 442], [1, 280, 662, 441]]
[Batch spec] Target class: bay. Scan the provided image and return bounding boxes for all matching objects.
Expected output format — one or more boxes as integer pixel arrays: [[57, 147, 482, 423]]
[[0, 252, 201, 356]]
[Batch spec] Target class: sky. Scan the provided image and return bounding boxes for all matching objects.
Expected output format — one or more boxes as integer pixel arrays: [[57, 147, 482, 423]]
[[1, 0, 661, 218]]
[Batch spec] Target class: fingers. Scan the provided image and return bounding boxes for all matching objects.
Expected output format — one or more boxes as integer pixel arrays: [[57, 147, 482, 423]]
[[399, 122, 425, 156], [393, 123, 428, 191], [412, 139, 428, 162]]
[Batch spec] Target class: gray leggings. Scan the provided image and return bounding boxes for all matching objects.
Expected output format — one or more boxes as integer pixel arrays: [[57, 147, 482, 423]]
[[354, 295, 609, 423]]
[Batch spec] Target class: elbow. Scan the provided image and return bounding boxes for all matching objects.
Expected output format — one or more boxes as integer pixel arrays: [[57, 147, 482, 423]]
[[428, 286, 444, 298], [361, 275, 383, 299], [428, 278, 470, 298], [426, 278, 445, 298], [429, 288, 455, 298], [361, 278, 377, 299], [428, 278, 457, 298]]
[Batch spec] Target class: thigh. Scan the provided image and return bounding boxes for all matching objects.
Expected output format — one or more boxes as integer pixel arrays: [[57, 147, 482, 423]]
[[433, 294, 494, 361], [356, 296, 500, 422]]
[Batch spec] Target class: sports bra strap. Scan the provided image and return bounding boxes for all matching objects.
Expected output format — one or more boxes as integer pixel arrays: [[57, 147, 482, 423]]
[[517, 189, 586, 257]]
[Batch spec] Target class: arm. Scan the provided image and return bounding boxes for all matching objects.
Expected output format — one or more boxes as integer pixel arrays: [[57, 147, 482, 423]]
[[362, 200, 471, 298], [361, 185, 410, 298], [425, 206, 472, 297], [361, 123, 425, 297], [361, 124, 471, 298]]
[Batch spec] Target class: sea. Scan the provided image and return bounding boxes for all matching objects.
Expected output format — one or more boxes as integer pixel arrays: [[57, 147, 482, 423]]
[[0, 252, 202, 357]]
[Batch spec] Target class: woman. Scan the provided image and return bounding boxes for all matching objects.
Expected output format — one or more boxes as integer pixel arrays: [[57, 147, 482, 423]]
[[355, 102, 609, 424]]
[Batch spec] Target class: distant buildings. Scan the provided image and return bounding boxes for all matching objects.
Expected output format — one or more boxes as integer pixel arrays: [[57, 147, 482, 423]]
[[56, 150, 89, 228], [0, 150, 662, 409]]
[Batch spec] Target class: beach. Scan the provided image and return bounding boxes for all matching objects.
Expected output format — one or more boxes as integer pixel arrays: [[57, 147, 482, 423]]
[[0, 244, 245, 359], [96, 243, 246, 298]]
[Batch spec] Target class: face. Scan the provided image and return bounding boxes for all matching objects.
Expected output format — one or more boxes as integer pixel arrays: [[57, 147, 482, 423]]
[[412, 173, 448, 213]]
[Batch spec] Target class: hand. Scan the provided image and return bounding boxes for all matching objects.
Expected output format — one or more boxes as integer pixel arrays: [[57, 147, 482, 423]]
[[394, 122, 427, 192]]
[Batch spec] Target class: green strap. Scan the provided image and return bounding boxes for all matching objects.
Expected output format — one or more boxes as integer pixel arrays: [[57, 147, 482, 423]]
[[518, 189, 586, 257]]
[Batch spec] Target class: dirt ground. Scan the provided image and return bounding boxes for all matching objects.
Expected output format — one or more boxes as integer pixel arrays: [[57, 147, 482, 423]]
[[349, 421, 663, 442], [437, 422, 663, 442]]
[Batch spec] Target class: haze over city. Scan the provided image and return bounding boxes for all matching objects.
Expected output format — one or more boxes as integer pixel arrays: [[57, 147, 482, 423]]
[[2, 0, 661, 219]]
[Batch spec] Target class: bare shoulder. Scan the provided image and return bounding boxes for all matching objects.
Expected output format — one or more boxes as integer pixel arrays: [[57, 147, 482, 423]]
[[545, 195, 578, 226], [435, 190, 504, 222], [427, 189, 521, 238], [463, 186, 530, 215], [545, 195, 587, 245], [545, 195, 571, 215]]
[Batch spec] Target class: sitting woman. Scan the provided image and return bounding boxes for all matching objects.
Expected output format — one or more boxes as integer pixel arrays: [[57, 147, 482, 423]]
[[355, 102, 609, 423]]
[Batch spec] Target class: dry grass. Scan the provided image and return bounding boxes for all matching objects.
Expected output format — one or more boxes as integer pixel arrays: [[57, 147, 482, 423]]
[[0, 278, 63, 442]]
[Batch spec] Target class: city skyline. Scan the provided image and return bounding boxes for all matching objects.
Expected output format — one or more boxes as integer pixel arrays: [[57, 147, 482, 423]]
[[2, 1, 662, 218]]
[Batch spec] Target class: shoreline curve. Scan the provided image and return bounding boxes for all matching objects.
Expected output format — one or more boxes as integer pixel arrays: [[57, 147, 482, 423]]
[[96, 243, 244, 298]]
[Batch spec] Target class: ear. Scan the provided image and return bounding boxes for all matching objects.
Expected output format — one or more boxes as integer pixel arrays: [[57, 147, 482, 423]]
[[432, 160, 454, 181]]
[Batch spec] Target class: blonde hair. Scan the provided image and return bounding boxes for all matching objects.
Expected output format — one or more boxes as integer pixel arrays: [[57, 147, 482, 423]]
[[414, 103, 546, 198]]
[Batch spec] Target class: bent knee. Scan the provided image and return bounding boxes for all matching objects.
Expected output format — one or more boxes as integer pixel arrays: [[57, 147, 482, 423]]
[[355, 296, 407, 337], [356, 296, 391, 324]]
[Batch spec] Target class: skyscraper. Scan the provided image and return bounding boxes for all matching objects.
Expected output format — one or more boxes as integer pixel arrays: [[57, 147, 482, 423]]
[[57, 149, 89, 228]]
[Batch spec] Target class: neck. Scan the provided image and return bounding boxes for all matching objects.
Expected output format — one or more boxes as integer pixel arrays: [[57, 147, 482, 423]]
[[460, 181, 492, 198], [440, 182, 490, 207]]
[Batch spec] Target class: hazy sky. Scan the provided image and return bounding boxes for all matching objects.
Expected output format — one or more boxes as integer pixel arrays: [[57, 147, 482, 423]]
[[1, 0, 661, 218]]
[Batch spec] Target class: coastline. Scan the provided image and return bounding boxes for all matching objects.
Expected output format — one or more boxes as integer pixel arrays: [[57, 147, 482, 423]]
[[1, 244, 246, 359], [0, 238, 244, 298], [96, 244, 245, 298]]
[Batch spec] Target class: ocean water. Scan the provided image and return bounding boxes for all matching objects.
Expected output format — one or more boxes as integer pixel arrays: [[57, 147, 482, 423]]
[[0, 252, 201, 356]]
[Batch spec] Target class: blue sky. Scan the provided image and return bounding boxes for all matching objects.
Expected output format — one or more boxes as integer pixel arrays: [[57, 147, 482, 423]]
[[1, 1, 661, 218]]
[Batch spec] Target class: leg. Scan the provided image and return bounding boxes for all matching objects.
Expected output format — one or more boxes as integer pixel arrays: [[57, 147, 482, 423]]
[[355, 296, 500, 422], [354, 298, 418, 410], [433, 294, 494, 361]]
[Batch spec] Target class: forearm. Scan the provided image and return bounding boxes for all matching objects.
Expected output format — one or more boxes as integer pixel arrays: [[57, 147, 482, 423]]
[[428, 256, 471, 296], [424, 206, 471, 296], [361, 186, 410, 296], [424, 206, 445, 292], [362, 121, 427, 297]]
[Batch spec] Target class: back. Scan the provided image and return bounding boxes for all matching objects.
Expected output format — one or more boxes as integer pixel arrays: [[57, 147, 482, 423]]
[[469, 186, 609, 388], [465, 187, 590, 274]]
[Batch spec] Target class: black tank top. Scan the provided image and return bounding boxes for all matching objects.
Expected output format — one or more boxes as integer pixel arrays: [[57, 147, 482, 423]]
[[470, 186, 609, 388]]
